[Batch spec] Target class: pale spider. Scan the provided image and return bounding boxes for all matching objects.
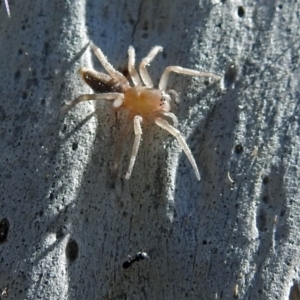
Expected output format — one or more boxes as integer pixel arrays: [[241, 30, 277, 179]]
[[64, 42, 221, 180]]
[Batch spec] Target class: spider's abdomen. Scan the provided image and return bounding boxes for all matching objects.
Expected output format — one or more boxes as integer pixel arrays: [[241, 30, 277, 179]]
[[123, 87, 170, 115], [79, 67, 123, 94]]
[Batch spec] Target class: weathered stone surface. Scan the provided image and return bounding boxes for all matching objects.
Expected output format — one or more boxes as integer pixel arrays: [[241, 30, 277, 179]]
[[0, 0, 299, 299]]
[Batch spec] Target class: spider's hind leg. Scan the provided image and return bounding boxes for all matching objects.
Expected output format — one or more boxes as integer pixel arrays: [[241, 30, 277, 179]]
[[90, 42, 128, 84], [62, 93, 124, 113], [128, 46, 142, 86]]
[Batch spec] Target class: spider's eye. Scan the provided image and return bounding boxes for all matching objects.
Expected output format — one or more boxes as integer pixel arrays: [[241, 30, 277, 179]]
[[158, 92, 171, 109], [161, 92, 171, 103]]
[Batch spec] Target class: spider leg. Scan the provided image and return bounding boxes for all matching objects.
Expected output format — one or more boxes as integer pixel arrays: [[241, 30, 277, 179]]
[[155, 117, 200, 181], [166, 89, 180, 104], [128, 46, 142, 86], [125, 115, 143, 179], [62, 93, 124, 112], [160, 112, 179, 127], [139, 46, 163, 87], [4, 0, 10, 17], [159, 66, 221, 91], [90, 42, 128, 84]]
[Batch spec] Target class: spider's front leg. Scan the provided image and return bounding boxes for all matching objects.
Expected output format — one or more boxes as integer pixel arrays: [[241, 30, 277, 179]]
[[159, 66, 221, 91], [125, 115, 143, 180], [155, 117, 200, 181]]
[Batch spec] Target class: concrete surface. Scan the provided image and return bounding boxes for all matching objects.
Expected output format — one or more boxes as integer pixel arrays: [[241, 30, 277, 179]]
[[0, 0, 299, 299]]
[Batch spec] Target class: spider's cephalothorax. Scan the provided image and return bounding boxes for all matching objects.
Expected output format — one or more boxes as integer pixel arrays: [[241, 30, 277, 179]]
[[64, 42, 221, 180]]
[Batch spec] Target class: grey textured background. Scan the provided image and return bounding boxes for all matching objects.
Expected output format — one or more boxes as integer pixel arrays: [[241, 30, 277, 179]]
[[0, 0, 300, 299]]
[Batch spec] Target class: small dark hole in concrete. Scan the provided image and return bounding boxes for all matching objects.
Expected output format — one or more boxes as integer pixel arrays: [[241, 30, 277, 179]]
[[14, 70, 21, 81], [262, 196, 269, 203], [66, 239, 79, 262], [235, 144, 243, 154], [277, 4, 283, 10], [22, 91, 28, 100], [56, 228, 64, 239], [262, 176, 270, 184], [257, 210, 267, 232], [223, 63, 237, 88], [143, 21, 149, 31], [0, 106, 6, 121], [72, 142, 78, 151], [202, 240, 207, 245], [0, 218, 10, 243], [237, 6, 245, 17]]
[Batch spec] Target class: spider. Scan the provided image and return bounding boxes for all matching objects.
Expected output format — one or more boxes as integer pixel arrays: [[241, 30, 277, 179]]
[[64, 42, 221, 180]]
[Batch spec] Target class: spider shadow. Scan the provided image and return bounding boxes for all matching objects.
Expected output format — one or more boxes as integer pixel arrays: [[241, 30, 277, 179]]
[[169, 77, 242, 294], [59, 111, 96, 144]]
